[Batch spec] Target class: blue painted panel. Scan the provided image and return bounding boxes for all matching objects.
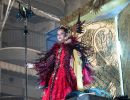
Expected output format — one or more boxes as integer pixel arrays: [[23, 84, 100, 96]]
[[46, 27, 59, 50]]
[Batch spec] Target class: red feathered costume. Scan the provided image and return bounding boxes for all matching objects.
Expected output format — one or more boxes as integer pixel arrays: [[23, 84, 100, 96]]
[[34, 36, 93, 100]]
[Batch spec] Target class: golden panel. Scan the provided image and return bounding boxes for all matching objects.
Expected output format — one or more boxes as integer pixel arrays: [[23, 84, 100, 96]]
[[80, 19, 120, 97]]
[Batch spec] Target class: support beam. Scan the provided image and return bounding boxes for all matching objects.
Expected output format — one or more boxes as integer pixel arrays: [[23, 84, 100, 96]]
[[0, 0, 15, 41], [2, 0, 60, 22], [0, 0, 4, 21], [0, 0, 4, 48], [0, 68, 1, 97]]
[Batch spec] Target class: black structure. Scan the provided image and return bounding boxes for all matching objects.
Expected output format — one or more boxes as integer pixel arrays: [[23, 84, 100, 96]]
[[16, 2, 34, 100], [67, 94, 112, 100]]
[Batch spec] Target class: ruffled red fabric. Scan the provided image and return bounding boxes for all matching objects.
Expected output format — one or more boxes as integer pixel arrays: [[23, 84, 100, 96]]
[[82, 67, 93, 86], [42, 44, 77, 100]]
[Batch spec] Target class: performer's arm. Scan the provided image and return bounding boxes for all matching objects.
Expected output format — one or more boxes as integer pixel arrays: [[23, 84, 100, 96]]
[[32, 44, 57, 89], [27, 63, 35, 68]]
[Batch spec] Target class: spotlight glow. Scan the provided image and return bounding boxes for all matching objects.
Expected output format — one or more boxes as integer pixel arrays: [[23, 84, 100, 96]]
[[115, 15, 124, 96]]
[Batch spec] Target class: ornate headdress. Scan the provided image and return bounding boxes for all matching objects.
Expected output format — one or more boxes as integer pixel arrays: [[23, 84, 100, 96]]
[[59, 13, 85, 37], [59, 25, 69, 33]]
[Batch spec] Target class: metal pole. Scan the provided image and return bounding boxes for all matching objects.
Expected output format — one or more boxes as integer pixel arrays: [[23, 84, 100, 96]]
[[24, 14, 28, 100]]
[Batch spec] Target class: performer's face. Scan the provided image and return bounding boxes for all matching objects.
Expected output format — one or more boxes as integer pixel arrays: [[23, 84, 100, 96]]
[[57, 29, 66, 42]]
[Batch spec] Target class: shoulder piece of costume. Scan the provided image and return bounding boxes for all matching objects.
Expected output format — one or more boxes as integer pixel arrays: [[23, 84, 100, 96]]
[[69, 35, 94, 88]]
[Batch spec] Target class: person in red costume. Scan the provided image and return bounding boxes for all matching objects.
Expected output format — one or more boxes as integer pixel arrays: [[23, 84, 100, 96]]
[[31, 26, 94, 100]]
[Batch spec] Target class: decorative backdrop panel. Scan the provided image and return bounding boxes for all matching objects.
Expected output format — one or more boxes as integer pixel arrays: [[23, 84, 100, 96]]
[[80, 19, 120, 97]]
